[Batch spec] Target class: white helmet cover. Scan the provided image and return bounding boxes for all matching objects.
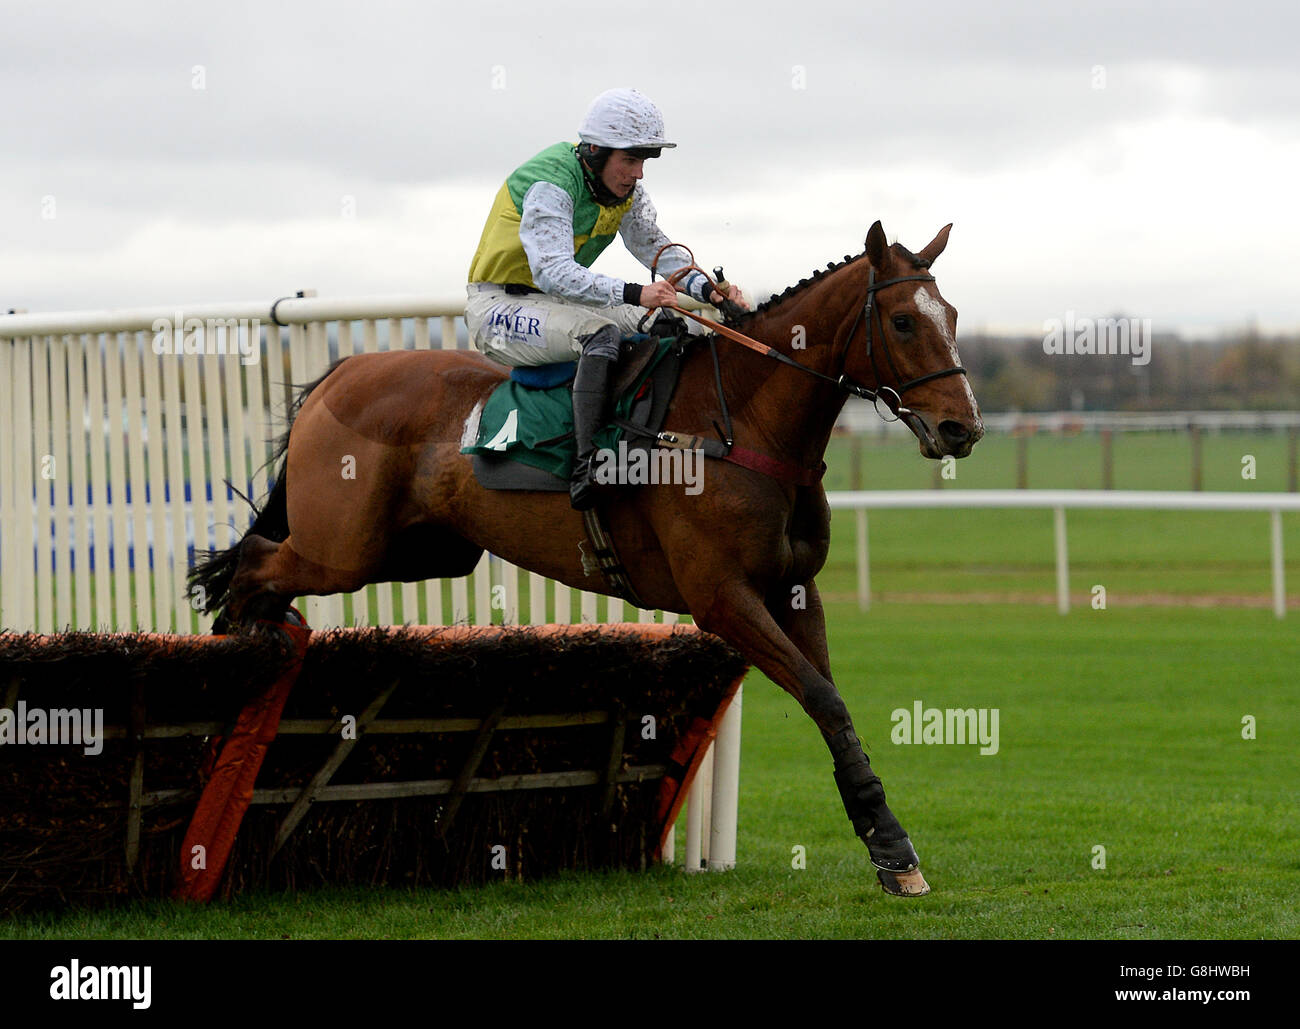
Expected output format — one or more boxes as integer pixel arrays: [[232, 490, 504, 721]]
[[579, 88, 677, 149]]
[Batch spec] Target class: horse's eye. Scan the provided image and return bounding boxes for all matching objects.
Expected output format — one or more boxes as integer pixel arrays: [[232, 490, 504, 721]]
[[892, 315, 913, 333]]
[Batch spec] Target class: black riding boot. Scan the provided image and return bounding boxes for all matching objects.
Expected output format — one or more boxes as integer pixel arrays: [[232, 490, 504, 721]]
[[570, 328, 619, 511]]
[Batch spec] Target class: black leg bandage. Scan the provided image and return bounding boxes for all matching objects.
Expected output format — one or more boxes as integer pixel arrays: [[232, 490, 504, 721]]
[[828, 726, 915, 871]]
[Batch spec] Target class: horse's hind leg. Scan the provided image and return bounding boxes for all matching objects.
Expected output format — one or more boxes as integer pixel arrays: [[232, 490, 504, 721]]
[[220, 525, 486, 631], [220, 533, 372, 631]]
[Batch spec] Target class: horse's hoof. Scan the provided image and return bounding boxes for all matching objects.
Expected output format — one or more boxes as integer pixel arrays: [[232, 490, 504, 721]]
[[250, 606, 310, 644], [877, 867, 930, 897]]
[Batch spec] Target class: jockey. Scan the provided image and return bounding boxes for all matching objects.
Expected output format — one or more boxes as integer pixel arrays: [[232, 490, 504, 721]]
[[465, 86, 747, 510]]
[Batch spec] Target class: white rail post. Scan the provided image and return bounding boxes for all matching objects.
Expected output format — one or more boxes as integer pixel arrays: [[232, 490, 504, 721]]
[[856, 509, 870, 611], [1271, 509, 1286, 619], [472, 552, 492, 625], [1054, 505, 1070, 615], [528, 572, 548, 624], [16, 332, 37, 631], [501, 560, 519, 624], [697, 744, 714, 867], [450, 575, 469, 624], [0, 331, 22, 629], [49, 334, 72, 630], [708, 686, 742, 871], [684, 756, 704, 872]]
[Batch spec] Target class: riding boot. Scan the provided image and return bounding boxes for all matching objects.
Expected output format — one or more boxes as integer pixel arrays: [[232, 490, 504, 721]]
[[570, 326, 620, 511]]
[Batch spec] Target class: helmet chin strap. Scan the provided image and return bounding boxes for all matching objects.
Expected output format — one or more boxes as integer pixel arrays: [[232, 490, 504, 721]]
[[575, 145, 629, 207]]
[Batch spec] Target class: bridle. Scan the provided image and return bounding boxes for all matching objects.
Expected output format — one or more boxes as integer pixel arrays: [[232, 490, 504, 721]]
[[650, 244, 969, 441], [835, 266, 968, 435]]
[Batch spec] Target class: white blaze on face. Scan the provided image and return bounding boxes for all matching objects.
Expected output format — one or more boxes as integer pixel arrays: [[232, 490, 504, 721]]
[[913, 286, 979, 413]]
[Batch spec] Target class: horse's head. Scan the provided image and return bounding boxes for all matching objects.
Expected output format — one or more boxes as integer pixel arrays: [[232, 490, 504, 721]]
[[841, 221, 984, 458]]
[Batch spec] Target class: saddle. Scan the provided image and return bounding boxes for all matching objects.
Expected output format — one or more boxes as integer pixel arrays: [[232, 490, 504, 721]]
[[463, 319, 692, 492]]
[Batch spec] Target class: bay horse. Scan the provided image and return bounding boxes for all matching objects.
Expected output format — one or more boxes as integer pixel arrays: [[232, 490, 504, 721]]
[[190, 220, 983, 896]]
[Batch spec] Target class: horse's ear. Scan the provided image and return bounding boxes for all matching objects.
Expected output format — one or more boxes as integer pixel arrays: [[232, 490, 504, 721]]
[[917, 223, 953, 267], [865, 221, 888, 269]]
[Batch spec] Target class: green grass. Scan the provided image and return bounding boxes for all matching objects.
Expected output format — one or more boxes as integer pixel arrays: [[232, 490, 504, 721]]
[[6, 601, 1297, 940]]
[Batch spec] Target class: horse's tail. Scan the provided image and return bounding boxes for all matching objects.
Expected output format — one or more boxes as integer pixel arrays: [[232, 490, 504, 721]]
[[187, 359, 348, 615]]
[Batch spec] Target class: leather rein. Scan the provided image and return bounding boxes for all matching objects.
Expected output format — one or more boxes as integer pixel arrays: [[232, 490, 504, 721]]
[[649, 244, 969, 453]]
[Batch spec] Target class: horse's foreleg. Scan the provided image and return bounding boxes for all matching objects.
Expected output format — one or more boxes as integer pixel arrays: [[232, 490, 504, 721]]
[[693, 579, 928, 896], [770, 578, 928, 895]]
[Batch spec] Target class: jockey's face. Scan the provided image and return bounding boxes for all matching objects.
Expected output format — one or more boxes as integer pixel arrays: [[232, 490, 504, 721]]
[[600, 150, 644, 201]]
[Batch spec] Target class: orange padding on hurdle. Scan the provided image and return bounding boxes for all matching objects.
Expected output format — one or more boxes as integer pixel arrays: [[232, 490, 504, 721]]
[[652, 671, 745, 855], [173, 618, 312, 903]]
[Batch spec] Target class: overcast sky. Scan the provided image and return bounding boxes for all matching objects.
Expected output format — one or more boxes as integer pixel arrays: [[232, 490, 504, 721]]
[[4, 0, 1298, 336]]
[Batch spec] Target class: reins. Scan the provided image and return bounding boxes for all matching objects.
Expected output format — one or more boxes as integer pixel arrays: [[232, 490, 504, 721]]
[[648, 243, 968, 429]]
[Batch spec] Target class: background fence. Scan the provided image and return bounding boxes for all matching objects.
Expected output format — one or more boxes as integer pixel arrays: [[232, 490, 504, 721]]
[[0, 291, 702, 635], [831, 489, 1299, 618], [838, 410, 1300, 492], [5, 292, 1298, 634]]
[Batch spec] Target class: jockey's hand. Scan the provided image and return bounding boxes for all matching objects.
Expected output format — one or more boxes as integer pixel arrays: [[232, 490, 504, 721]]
[[639, 280, 679, 309], [710, 284, 749, 310]]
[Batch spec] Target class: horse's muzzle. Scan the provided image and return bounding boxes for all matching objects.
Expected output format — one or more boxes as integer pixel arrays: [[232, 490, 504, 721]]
[[910, 413, 982, 459], [937, 419, 982, 457]]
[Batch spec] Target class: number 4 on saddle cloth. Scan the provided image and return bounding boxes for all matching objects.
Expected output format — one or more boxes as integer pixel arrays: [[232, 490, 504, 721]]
[[462, 328, 690, 492]]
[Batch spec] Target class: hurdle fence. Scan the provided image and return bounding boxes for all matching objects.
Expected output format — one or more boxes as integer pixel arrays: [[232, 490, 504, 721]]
[[0, 622, 747, 908]]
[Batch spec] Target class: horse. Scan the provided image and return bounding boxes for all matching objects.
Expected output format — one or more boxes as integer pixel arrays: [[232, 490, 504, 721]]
[[189, 220, 984, 896]]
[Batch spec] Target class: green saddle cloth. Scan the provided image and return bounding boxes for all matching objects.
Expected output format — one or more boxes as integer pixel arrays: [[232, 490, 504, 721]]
[[462, 339, 674, 479]]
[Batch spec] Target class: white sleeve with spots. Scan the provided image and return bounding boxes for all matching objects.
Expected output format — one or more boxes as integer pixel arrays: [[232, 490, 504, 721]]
[[519, 181, 626, 306], [619, 185, 711, 302]]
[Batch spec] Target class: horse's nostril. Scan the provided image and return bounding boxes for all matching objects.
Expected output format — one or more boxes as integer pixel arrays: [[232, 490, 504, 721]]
[[938, 421, 971, 447]]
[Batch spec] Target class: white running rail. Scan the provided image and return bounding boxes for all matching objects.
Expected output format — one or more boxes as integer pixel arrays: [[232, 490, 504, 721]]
[[829, 489, 1298, 618]]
